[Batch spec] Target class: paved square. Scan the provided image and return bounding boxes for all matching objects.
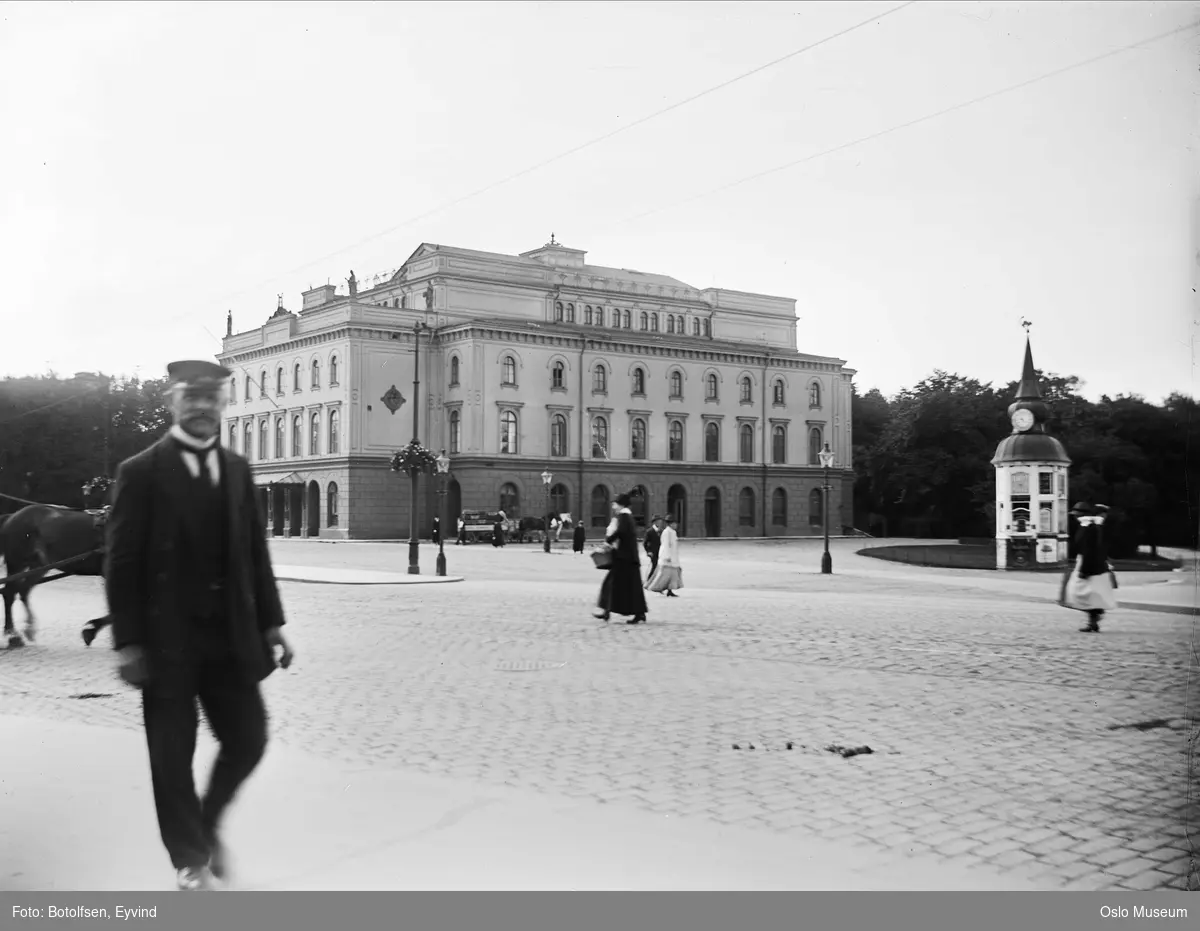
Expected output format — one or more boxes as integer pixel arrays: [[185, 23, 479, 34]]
[[1, 538, 1195, 890]]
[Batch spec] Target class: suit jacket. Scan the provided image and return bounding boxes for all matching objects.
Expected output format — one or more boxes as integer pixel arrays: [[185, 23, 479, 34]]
[[104, 434, 286, 684], [643, 526, 661, 557], [606, 510, 641, 567]]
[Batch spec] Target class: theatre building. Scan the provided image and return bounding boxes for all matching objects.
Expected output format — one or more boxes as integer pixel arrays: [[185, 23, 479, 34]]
[[216, 238, 855, 540]]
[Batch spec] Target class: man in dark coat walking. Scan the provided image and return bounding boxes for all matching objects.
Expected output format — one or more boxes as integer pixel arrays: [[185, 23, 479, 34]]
[[105, 360, 295, 891], [643, 514, 662, 581], [594, 491, 648, 624]]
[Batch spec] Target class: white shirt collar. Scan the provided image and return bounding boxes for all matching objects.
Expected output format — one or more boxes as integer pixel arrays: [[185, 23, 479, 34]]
[[170, 424, 217, 451]]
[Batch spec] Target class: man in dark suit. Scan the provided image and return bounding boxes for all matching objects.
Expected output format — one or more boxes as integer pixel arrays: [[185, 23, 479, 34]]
[[643, 515, 662, 581], [105, 359, 295, 891]]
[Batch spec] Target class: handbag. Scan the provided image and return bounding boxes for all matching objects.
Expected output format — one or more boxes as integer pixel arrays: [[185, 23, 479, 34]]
[[590, 544, 614, 570]]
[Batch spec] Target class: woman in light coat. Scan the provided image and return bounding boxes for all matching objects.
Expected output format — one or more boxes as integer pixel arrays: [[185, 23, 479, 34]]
[[646, 514, 683, 597], [1059, 502, 1117, 632]]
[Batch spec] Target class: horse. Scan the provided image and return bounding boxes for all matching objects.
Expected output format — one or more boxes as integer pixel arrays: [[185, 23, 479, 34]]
[[0, 504, 109, 649], [517, 516, 547, 543]]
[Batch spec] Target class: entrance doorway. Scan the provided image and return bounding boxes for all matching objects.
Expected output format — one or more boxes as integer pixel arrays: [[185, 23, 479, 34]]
[[703, 487, 721, 538], [667, 484, 687, 537], [307, 481, 320, 536]]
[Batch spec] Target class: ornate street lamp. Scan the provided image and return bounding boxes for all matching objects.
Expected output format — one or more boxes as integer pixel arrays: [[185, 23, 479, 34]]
[[407, 319, 431, 575], [818, 442, 835, 574], [435, 449, 450, 577], [541, 469, 553, 553]]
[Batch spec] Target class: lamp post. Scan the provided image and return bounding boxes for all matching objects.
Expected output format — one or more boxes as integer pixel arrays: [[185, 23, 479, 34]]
[[818, 442, 835, 574], [408, 320, 431, 575], [435, 449, 450, 577], [541, 469, 553, 553]]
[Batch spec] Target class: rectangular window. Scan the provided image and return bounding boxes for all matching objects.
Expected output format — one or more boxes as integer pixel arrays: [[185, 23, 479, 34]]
[[1038, 473, 1052, 495]]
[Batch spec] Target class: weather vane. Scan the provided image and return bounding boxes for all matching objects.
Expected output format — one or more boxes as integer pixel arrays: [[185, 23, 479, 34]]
[[549, 232, 558, 246], [1020, 318, 1032, 335]]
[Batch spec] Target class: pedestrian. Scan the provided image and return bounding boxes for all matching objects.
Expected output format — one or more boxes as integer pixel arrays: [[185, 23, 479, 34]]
[[431, 516, 441, 546], [456, 516, 466, 545], [593, 491, 648, 624], [104, 360, 295, 891], [642, 514, 662, 583], [572, 520, 586, 554], [646, 514, 684, 597], [492, 516, 505, 547], [1058, 502, 1118, 633]]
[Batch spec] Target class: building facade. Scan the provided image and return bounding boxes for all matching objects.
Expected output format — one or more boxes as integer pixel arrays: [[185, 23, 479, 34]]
[[216, 238, 856, 540]]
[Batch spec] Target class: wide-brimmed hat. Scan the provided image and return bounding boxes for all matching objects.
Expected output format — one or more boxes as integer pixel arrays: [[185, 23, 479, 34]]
[[650, 514, 662, 522], [665, 514, 677, 524], [1069, 502, 1095, 516]]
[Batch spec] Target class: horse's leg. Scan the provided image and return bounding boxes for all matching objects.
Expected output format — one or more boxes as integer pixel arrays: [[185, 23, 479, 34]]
[[3, 585, 22, 649], [21, 583, 37, 643], [82, 614, 111, 647]]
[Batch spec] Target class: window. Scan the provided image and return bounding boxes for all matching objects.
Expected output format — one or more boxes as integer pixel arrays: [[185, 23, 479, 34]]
[[592, 416, 608, 458], [809, 488, 823, 529], [550, 483, 569, 516], [773, 380, 785, 405], [739, 423, 754, 463], [311, 360, 320, 389], [555, 301, 564, 322], [243, 422, 253, 458], [631, 418, 647, 460], [259, 370, 267, 398], [327, 482, 339, 527], [552, 361, 565, 389], [676, 315, 685, 333], [590, 485, 610, 528], [244, 375, 252, 399], [668, 420, 684, 460], [276, 367, 283, 394], [259, 420, 268, 458], [706, 374, 718, 401], [595, 307, 604, 326], [632, 368, 645, 394], [584, 305, 593, 325], [291, 415, 301, 457], [669, 371, 683, 398], [772, 425, 786, 464], [450, 356, 459, 386], [704, 422, 720, 462], [330, 355, 339, 385], [740, 376, 752, 403], [612, 311, 621, 329], [667, 316, 675, 334], [622, 310, 630, 328], [502, 355, 517, 385], [449, 409, 461, 454], [651, 313, 659, 332], [309, 413, 319, 455], [500, 410, 518, 454], [693, 319, 701, 336], [640, 312, 648, 330], [808, 427, 823, 465], [328, 409, 340, 454], [227, 424, 236, 448], [230, 380, 237, 403], [566, 303, 575, 323], [592, 364, 607, 393], [499, 483, 519, 517], [703, 319, 711, 337], [551, 414, 567, 457], [293, 363, 301, 391], [809, 381, 821, 408], [739, 487, 756, 527], [772, 488, 787, 526], [1038, 472, 1052, 495]]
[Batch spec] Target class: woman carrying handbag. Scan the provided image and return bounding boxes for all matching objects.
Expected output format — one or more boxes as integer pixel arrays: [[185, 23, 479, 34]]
[[1058, 502, 1118, 633], [593, 491, 648, 624]]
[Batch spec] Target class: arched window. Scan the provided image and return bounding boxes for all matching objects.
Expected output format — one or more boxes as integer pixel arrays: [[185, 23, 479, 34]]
[[741, 376, 753, 403], [739, 423, 754, 463], [669, 371, 683, 398], [809, 488, 823, 529], [739, 487, 756, 527], [449, 409, 461, 454], [650, 313, 659, 332], [230, 380, 237, 403], [595, 306, 605, 327], [704, 422, 720, 462], [772, 425, 786, 464], [328, 409, 340, 454], [592, 364, 607, 393], [809, 381, 821, 407], [668, 420, 684, 460], [773, 379, 785, 405], [327, 482, 339, 527], [808, 427, 823, 465], [640, 312, 648, 330], [693, 318, 701, 336], [554, 301, 564, 322], [676, 315, 685, 333], [500, 410, 518, 454], [584, 305, 594, 325], [502, 355, 517, 385], [706, 373, 719, 401], [622, 310, 631, 328], [551, 361, 565, 389], [309, 413, 319, 455], [667, 316, 675, 334], [293, 363, 301, 391], [243, 422, 252, 458], [612, 310, 621, 329], [703, 319, 711, 337], [450, 356, 459, 386], [550, 483, 569, 515], [227, 424, 236, 448], [631, 418, 647, 459], [259, 370, 267, 398], [566, 303, 575, 322], [244, 375, 252, 399], [330, 355, 339, 385], [291, 415, 301, 456], [590, 484, 610, 528], [591, 416, 608, 458], [258, 420, 268, 458], [499, 482, 519, 516], [551, 414, 567, 457], [632, 367, 645, 395], [311, 360, 320, 389], [772, 488, 787, 526]]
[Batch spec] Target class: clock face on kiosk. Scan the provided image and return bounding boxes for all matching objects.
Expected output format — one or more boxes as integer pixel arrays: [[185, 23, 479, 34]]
[[1011, 409, 1035, 432]]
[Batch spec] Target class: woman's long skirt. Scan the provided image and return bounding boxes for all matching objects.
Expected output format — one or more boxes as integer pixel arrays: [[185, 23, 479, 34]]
[[645, 564, 683, 593], [598, 562, 648, 617], [1058, 556, 1118, 612]]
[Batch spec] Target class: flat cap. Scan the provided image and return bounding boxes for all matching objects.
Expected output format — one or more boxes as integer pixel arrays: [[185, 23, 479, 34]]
[[1068, 501, 1094, 516], [166, 359, 231, 387]]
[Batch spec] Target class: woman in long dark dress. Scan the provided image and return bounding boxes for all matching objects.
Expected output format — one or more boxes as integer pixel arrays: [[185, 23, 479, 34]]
[[594, 491, 648, 624], [572, 521, 586, 554]]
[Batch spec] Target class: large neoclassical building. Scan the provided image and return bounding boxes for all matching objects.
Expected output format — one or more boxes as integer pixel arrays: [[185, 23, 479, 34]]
[[216, 237, 855, 540]]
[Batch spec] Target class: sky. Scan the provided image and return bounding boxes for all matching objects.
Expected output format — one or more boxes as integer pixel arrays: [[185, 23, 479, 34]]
[[1, 0, 1197, 403]]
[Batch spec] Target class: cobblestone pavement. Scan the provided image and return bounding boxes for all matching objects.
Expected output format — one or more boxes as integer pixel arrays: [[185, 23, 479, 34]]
[[2, 538, 1195, 891]]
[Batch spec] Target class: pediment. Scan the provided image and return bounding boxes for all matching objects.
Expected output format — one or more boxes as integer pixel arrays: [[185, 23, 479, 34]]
[[395, 243, 438, 277]]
